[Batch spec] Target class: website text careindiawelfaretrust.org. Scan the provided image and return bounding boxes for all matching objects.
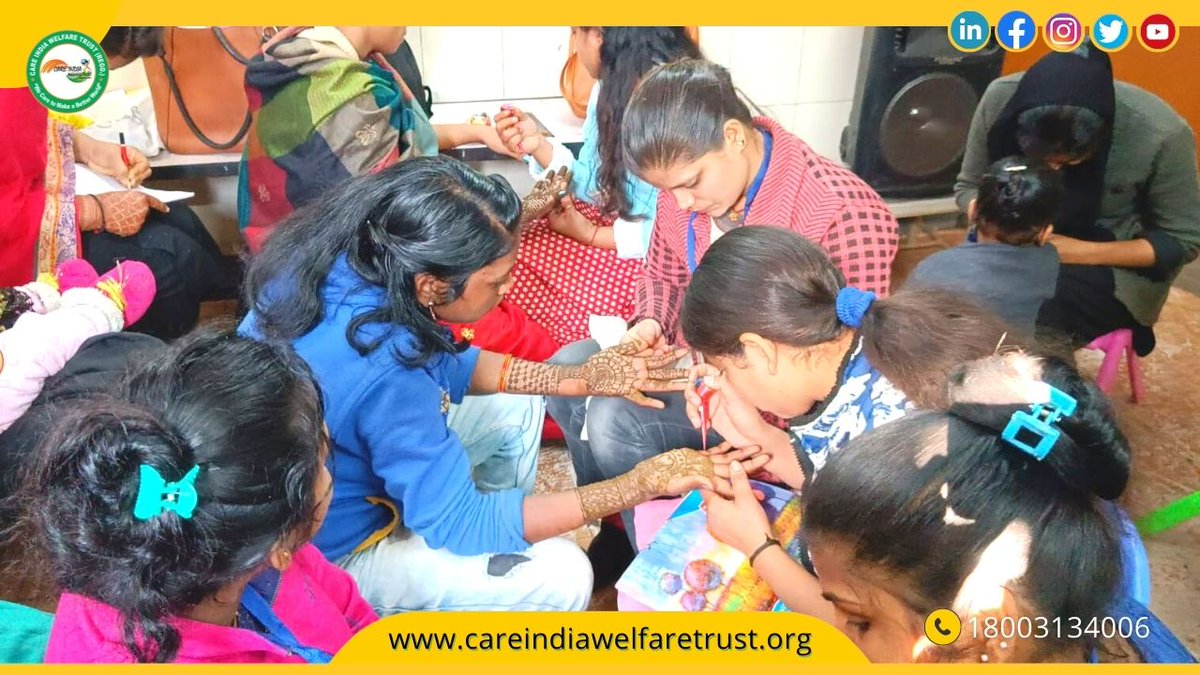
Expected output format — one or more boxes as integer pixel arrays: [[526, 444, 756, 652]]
[[388, 625, 815, 657]]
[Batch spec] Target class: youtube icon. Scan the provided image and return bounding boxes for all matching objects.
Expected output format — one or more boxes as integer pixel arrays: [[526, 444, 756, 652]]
[[1138, 14, 1178, 51]]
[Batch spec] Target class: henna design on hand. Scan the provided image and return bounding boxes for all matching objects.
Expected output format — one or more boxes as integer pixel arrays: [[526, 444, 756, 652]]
[[503, 343, 689, 401], [520, 166, 572, 223], [576, 449, 715, 521]]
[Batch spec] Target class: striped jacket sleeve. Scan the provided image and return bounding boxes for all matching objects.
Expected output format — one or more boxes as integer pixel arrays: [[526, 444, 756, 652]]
[[633, 208, 691, 343]]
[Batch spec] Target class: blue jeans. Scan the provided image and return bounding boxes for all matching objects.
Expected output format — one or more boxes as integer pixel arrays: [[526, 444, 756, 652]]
[[448, 392, 543, 493], [545, 340, 721, 541], [339, 393, 593, 613]]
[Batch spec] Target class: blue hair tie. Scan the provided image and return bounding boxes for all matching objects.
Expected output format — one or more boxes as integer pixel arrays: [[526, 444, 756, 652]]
[[835, 287, 876, 329]]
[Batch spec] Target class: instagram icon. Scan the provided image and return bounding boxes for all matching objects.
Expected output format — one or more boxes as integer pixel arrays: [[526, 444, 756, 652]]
[[1045, 13, 1084, 51]]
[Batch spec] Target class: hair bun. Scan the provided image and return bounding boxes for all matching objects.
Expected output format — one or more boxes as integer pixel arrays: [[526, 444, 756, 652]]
[[946, 352, 1131, 500]]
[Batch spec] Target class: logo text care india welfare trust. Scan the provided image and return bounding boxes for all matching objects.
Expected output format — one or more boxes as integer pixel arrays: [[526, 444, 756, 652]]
[[27, 31, 109, 113]]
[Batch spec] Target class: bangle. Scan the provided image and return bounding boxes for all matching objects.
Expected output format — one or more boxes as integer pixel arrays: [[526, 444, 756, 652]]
[[90, 195, 107, 232], [496, 354, 515, 393], [588, 225, 600, 247], [747, 534, 781, 567]]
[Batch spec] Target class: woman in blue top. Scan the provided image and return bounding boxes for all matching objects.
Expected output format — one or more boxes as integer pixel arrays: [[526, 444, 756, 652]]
[[740, 351, 1193, 663], [241, 155, 728, 614]]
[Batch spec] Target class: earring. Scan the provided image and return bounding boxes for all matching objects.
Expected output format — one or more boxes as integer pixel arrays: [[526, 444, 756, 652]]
[[427, 302, 438, 321], [738, 139, 746, 148], [980, 654, 989, 663], [999, 642, 1008, 650]]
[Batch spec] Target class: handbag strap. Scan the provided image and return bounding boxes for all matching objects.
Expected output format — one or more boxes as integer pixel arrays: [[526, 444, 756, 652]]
[[213, 27, 255, 66], [160, 27, 257, 151]]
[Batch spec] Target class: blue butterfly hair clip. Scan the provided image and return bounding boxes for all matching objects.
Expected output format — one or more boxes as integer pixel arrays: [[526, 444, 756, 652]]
[[133, 464, 201, 521], [1000, 385, 1078, 461]]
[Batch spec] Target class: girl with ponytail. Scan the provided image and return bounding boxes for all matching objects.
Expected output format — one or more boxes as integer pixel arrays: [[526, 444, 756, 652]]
[[616, 226, 1013, 613], [790, 351, 1194, 663], [680, 226, 1014, 488], [30, 330, 376, 663]]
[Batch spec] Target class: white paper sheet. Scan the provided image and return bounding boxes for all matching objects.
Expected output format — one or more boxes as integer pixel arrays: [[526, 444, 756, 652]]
[[74, 165, 194, 204]]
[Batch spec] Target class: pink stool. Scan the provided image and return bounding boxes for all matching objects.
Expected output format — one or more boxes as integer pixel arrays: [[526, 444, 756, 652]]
[[1085, 329, 1146, 403]]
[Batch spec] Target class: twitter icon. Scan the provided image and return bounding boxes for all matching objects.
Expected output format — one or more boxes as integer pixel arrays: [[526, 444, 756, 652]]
[[1093, 14, 1131, 51]]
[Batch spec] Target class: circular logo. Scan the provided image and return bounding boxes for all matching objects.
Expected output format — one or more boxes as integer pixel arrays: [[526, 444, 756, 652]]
[[1045, 13, 1084, 52], [924, 609, 963, 646], [1092, 15, 1132, 52], [1137, 14, 1178, 52], [996, 11, 1037, 52], [949, 11, 992, 53], [26, 31, 109, 113]]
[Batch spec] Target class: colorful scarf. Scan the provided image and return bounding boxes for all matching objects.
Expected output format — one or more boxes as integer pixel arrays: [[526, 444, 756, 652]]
[[237, 31, 438, 253]]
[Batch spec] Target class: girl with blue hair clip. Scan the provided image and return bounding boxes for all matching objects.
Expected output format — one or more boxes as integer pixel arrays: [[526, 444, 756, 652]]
[[19, 330, 378, 663], [740, 350, 1193, 662]]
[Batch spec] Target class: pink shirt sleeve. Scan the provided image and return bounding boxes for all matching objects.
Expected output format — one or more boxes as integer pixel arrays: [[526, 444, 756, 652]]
[[294, 544, 378, 632]]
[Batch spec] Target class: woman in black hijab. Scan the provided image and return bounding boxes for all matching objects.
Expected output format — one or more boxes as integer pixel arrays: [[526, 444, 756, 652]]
[[956, 46, 1200, 355]]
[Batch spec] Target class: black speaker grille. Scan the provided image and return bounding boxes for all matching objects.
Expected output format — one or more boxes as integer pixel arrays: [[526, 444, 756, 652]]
[[879, 72, 979, 179]]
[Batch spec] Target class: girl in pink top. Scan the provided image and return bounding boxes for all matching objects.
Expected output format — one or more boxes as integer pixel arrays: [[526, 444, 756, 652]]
[[27, 330, 376, 663]]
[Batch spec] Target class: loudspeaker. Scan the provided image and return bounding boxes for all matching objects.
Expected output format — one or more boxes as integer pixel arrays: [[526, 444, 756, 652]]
[[841, 28, 1004, 199]]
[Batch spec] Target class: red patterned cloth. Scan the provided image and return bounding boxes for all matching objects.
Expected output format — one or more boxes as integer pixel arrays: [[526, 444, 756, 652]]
[[635, 116, 900, 344], [507, 201, 643, 347]]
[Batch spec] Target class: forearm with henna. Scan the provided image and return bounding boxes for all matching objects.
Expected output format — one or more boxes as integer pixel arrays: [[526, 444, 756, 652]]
[[576, 449, 715, 521], [504, 343, 670, 398]]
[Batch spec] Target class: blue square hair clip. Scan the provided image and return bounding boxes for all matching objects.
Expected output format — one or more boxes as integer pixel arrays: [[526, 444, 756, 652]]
[[1000, 385, 1078, 461]]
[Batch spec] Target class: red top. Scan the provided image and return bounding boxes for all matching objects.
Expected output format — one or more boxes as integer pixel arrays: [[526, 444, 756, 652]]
[[635, 116, 900, 342], [0, 89, 51, 286]]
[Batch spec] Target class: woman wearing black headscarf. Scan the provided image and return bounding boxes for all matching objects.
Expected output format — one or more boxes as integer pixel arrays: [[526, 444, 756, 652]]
[[955, 46, 1200, 355]]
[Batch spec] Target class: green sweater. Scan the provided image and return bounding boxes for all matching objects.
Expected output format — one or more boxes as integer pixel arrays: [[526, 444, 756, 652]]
[[955, 74, 1200, 326]]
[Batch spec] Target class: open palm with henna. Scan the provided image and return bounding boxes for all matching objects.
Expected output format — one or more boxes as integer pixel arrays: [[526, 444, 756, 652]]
[[520, 166, 572, 223], [580, 342, 690, 407]]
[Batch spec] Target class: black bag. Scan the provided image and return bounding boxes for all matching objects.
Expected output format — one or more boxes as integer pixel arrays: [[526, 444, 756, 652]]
[[384, 41, 434, 118]]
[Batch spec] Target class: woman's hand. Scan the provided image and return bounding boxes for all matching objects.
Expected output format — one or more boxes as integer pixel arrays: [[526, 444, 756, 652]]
[[546, 195, 595, 242], [78, 191, 169, 236], [473, 123, 522, 160], [520, 166, 572, 223], [74, 130, 151, 188], [700, 460, 774, 556], [704, 441, 771, 481], [1047, 234, 1096, 265], [579, 342, 690, 408], [619, 319, 671, 356], [495, 105, 544, 157], [684, 365, 777, 449], [632, 448, 718, 497]]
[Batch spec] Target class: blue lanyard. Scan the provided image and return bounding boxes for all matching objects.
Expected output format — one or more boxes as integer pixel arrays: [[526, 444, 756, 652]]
[[239, 583, 334, 664], [686, 130, 774, 272]]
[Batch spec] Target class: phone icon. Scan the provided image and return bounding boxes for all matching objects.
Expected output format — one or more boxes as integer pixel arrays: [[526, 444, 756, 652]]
[[924, 609, 962, 645]]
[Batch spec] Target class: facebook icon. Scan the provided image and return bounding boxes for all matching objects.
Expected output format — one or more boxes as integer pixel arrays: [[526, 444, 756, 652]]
[[997, 11, 1036, 51]]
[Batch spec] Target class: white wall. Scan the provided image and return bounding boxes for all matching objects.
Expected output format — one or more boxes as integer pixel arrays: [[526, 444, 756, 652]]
[[413, 26, 864, 163]]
